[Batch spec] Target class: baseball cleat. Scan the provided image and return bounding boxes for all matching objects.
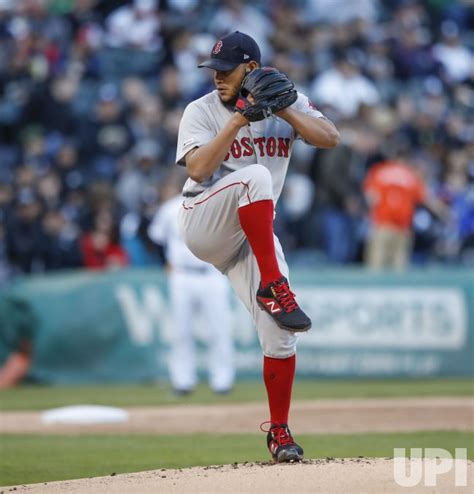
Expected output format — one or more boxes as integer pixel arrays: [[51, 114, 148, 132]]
[[256, 276, 311, 332], [264, 422, 304, 463]]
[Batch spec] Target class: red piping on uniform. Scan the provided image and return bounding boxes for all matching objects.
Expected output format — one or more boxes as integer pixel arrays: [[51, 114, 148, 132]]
[[182, 181, 251, 210]]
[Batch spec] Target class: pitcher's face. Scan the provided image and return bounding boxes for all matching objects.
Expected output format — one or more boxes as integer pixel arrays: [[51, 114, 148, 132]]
[[214, 64, 247, 104]]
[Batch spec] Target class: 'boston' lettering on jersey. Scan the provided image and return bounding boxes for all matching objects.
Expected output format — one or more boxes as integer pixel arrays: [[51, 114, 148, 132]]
[[176, 90, 324, 199], [224, 137, 291, 160]]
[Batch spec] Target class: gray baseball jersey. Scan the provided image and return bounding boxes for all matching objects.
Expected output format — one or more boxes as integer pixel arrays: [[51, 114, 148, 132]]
[[176, 90, 324, 358], [176, 90, 324, 201]]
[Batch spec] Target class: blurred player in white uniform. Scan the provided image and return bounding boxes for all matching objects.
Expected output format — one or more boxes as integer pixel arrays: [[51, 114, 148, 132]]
[[149, 179, 234, 394]]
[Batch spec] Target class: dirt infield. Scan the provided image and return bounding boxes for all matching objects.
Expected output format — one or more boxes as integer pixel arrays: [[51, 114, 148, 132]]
[[7, 459, 473, 493], [1, 397, 473, 434], [3, 397, 473, 493]]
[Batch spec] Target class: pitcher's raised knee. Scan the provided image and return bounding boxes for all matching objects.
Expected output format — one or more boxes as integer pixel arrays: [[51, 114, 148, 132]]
[[247, 164, 272, 188], [236, 164, 273, 206]]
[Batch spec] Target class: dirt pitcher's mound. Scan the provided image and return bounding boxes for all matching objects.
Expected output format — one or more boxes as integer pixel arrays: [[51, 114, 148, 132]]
[[9, 459, 473, 493]]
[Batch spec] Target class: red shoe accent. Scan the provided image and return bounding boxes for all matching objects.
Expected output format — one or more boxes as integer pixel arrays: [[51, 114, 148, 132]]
[[257, 277, 311, 332], [264, 423, 295, 447], [256, 296, 283, 314], [260, 421, 304, 462], [271, 280, 297, 312]]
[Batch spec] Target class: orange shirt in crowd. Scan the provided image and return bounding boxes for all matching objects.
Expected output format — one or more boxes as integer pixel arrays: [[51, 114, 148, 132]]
[[364, 160, 427, 231]]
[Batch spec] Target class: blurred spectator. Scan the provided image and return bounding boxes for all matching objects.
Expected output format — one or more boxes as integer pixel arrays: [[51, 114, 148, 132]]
[[61, 186, 87, 228], [127, 96, 166, 147], [5, 188, 45, 274], [36, 169, 62, 209], [0, 181, 14, 215], [277, 173, 316, 251], [23, 76, 79, 137], [115, 139, 163, 213], [158, 64, 183, 110], [436, 149, 474, 263], [54, 139, 86, 194], [80, 208, 128, 269], [105, 0, 162, 53], [41, 208, 83, 270], [121, 76, 152, 109], [118, 142, 165, 266], [304, 0, 379, 25], [21, 132, 50, 173], [171, 32, 215, 99], [79, 83, 134, 181], [432, 20, 473, 83], [120, 207, 164, 266], [210, 0, 274, 60], [364, 153, 449, 270], [308, 125, 372, 263], [311, 51, 380, 119], [390, 24, 438, 80]]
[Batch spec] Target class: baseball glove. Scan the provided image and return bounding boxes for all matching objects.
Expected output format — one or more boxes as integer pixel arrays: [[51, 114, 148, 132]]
[[234, 67, 298, 122]]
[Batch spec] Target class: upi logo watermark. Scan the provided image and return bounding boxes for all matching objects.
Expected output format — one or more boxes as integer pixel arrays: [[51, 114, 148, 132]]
[[393, 448, 467, 487]]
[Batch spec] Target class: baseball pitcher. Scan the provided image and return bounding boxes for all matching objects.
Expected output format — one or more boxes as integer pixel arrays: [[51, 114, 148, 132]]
[[176, 31, 339, 462]]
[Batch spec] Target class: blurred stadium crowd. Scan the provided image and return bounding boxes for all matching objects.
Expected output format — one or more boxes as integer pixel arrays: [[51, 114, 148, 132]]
[[0, 0, 473, 283]]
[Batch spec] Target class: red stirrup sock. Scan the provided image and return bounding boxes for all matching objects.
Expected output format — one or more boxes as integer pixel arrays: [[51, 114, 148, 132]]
[[238, 200, 282, 287], [263, 354, 296, 425]]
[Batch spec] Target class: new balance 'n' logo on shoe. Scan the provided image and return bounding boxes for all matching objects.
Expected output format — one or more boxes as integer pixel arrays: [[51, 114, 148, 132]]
[[263, 423, 304, 463], [256, 276, 311, 332]]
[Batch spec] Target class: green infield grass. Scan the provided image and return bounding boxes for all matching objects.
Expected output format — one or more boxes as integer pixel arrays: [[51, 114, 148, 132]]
[[0, 378, 472, 411], [0, 431, 472, 486]]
